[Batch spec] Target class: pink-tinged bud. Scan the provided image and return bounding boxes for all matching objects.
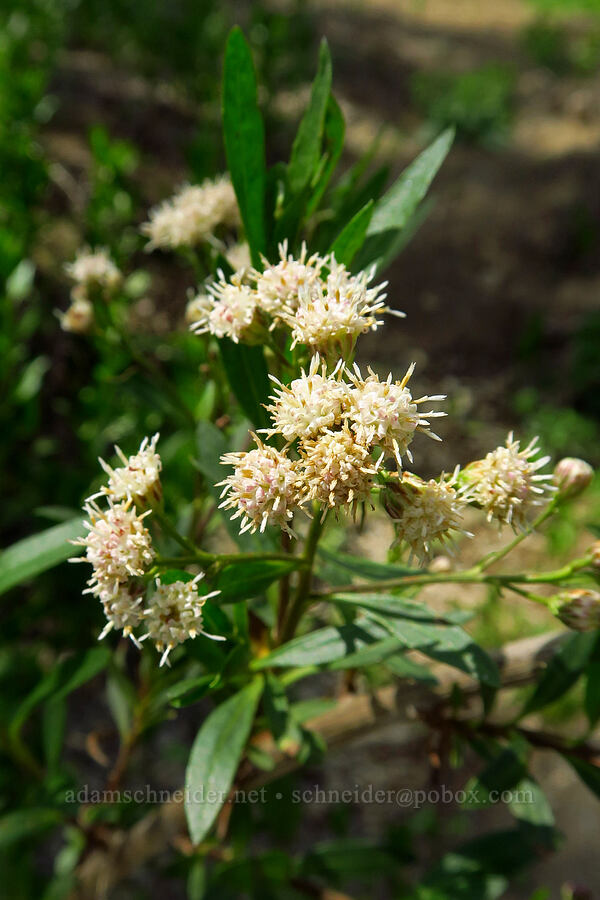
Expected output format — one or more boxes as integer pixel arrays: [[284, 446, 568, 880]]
[[591, 541, 600, 570], [552, 589, 600, 632], [553, 458, 594, 500]]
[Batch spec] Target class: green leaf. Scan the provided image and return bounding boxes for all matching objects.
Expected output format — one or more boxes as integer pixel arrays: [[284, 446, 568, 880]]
[[329, 200, 374, 267], [305, 95, 345, 218], [327, 635, 405, 670], [584, 635, 600, 727], [253, 622, 384, 669], [185, 678, 263, 844], [0, 517, 84, 596], [384, 653, 439, 683], [316, 547, 421, 581], [42, 697, 67, 774], [563, 755, 600, 799], [287, 39, 332, 196], [214, 558, 302, 602], [222, 27, 266, 264], [218, 339, 270, 430], [0, 808, 63, 848], [164, 675, 215, 708], [508, 779, 554, 826], [520, 632, 596, 717], [354, 127, 454, 274], [363, 609, 499, 687], [331, 592, 458, 622], [10, 646, 111, 739]]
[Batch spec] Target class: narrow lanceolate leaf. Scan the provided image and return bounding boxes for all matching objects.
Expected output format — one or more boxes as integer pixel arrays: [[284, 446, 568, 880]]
[[287, 38, 332, 196], [252, 622, 384, 669], [316, 547, 421, 582], [10, 646, 111, 739], [222, 27, 266, 264], [363, 609, 500, 687], [520, 632, 596, 718], [185, 678, 263, 844], [0, 517, 84, 596], [563, 755, 600, 799], [214, 558, 302, 602], [305, 95, 345, 217], [0, 808, 64, 848], [354, 127, 454, 275], [329, 200, 374, 268], [218, 339, 270, 431]]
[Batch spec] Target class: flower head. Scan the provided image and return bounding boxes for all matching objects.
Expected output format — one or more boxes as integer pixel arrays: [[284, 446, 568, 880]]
[[218, 437, 299, 535], [59, 296, 94, 334], [465, 433, 554, 531], [141, 574, 223, 667], [97, 583, 145, 643], [71, 499, 155, 597], [551, 589, 600, 632], [346, 362, 445, 466], [284, 260, 395, 356], [298, 425, 381, 513], [141, 176, 239, 250], [189, 272, 259, 344], [263, 355, 348, 442], [93, 434, 162, 507], [253, 241, 326, 318], [65, 248, 121, 296], [385, 470, 471, 563], [553, 457, 594, 500]]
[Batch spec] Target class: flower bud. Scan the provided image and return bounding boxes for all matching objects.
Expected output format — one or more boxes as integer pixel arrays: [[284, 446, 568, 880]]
[[590, 541, 600, 570], [553, 458, 594, 500], [552, 589, 600, 632]]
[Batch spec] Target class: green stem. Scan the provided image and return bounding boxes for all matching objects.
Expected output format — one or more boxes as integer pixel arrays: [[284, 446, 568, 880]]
[[475, 500, 559, 573], [312, 555, 593, 598], [279, 509, 326, 644], [152, 508, 211, 561], [105, 304, 196, 428]]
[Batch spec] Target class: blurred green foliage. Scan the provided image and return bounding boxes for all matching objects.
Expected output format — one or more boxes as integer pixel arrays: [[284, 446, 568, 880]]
[[523, 18, 600, 74], [411, 64, 516, 146]]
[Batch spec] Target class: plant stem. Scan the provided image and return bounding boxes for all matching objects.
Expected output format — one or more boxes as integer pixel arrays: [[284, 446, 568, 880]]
[[312, 555, 593, 598], [475, 500, 558, 572], [276, 531, 293, 642], [279, 510, 325, 644], [152, 508, 211, 561]]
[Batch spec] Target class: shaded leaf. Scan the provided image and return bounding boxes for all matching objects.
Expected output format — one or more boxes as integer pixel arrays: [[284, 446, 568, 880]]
[[185, 678, 263, 844], [354, 127, 454, 274], [222, 27, 266, 264], [287, 39, 332, 196], [214, 558, 301, 602], [0, 518, 84, 596], [520, 632, 596, 717], [253, 622, 384, 669], [0, 808, 63, 848], [218, 339, 270, 431], [329, 200, 375, 268]]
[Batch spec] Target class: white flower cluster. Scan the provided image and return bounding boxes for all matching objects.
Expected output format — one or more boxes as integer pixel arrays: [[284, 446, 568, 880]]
[[142, 575, 224, 667], [464, 432, 555, 532], [60, 247, 122, 333], [92, 433, 163, 507], [71, 435, 222, 663], [384, 469, 473, 562], [218, 355, 444, 537], [188, 242, 403, 355], [141, 176, 240, 251]]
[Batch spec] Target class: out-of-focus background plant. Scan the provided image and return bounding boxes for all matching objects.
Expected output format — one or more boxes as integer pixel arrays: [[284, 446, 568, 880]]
[[1, 0, 600, 897]]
